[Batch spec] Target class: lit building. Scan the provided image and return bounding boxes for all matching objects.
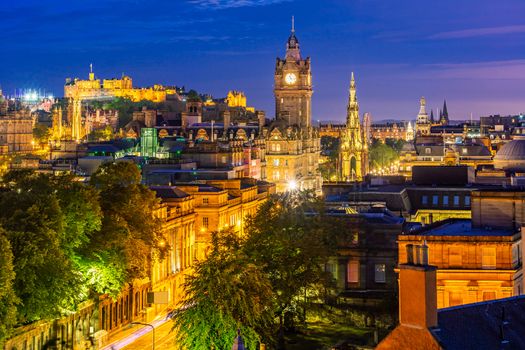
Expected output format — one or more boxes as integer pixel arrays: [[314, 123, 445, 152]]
[[399, 220, 522, 308], [377, 243, 525, 350], [64, 65, 168, 103], [338, 73, 368, 181], [0, 108, 34, 153], [398, 140, 493, 178], [319, 123, 345, 138], [370, 121, 409, 142], [264, 20, 322, 193], [415, 96, 431, 136]]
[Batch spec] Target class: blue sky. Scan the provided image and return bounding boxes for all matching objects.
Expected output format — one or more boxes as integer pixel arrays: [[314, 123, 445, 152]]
[[1, 0, 524, 121]]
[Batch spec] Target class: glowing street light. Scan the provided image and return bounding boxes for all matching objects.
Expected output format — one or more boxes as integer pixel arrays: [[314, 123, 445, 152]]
[[287, 179, 298, 191]]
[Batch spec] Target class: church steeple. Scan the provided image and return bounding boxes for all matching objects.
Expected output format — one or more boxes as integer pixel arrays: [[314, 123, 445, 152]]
[[286, 16, 301, 61], [430, 109, 435, 123]]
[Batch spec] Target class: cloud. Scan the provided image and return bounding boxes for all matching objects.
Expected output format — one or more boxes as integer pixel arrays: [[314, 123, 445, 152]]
[[423, 60, 525, 80], [188, 0, 290, 9], [429, 25, 525, 39]]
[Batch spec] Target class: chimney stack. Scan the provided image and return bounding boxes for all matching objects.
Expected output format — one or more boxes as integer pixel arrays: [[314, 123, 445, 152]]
[[398, 243, 438, 329]]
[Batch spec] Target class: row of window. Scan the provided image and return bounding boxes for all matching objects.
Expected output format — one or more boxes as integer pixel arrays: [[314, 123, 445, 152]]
[[448, 247, 500, 269], [421, 194, 470, 207], [347, 261, 386, 284], [273, 159, 289, 167]]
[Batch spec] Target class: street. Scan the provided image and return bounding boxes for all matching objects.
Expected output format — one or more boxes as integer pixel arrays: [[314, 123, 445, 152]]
[[101, 317, 177, 350]]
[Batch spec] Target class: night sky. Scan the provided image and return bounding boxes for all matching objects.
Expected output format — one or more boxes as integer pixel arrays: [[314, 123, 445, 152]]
[[1, 0, 524, 122]]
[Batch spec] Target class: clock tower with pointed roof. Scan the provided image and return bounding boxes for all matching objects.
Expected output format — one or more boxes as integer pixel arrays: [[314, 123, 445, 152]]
[[274, 16, 312, 128], [265, 18, 322, 194]]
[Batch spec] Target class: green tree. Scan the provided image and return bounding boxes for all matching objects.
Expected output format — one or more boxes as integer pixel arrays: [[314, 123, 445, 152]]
[[172, 230, 275, 350], [0, 171, 85, 322], [0, 231, 17, 346], [33, 123, 50, 146], [88, 126, 114, 141], [87, 162, 166, 295], [369, 139, 398, 172], [319, 136, 340, 181], [243, 191, 337, 346]]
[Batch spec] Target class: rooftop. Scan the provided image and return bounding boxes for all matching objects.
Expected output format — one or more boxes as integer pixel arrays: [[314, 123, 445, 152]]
[[150, 186, 190, 199], [406, 219, 515, 237], [432, 295, 525, 349]]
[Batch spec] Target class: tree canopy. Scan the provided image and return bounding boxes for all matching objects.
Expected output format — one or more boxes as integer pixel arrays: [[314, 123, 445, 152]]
[[0, 163, 166, 328], [173, 191, 338, 349], [0, 230, 17, 347], [172, 230, 275, 350]]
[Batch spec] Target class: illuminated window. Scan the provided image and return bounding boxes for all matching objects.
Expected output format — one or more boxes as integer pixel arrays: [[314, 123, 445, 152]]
[[432, 195, 439, 206], [202, 217, 209, 229], [276, 144, 281, 152], [453, 195, 460, 206], [482, 247, 496, 269], [425, 148, 431, 154], [465, 195, 471, 206], [273, 171, 280, 181], [221, 156, 227, 163], [422, 195, 428, 205], [202, 197, 209, 205], [374, 264, 386, 283], [462, 148, 468, 154], [443, 195, 449, 207], [273, 159, 280, 166], [347, 260, 359, 284]]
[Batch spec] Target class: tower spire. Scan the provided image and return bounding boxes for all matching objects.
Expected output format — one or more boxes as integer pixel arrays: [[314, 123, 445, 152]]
[[285, 17, 300, 60], [347, 72, 359, 127], [89, 63, 95, 81]]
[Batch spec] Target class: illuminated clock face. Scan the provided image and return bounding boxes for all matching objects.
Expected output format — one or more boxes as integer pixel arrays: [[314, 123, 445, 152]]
[[285, 73, 297, 85]]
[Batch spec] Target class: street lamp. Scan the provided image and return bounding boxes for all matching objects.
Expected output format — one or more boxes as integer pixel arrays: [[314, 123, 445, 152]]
[[131, 322, 155, 350]]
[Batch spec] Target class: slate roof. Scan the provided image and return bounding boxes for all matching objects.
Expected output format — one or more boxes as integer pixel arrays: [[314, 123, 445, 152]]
[[411, 219, 515, 237], [432, 295, 525, 350], [150, 186, 190, 199]]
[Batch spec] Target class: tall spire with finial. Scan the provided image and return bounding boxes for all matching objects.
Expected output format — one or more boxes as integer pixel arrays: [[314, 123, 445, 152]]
[[347, 72, 359, 128], [285, 16, 300, 61]]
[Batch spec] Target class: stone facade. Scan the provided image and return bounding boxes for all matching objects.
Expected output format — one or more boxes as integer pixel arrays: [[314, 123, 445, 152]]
[[265, 23, 322, 193], [0, 109, 34, 153], [339, 73, 368, 181]]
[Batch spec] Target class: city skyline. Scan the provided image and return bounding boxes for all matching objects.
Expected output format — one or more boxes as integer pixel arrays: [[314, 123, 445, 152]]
[[1, 0, 524, 121]]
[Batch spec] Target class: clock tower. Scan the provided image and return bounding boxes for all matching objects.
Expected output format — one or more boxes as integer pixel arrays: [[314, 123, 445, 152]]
[[274, 17, 312, 128]]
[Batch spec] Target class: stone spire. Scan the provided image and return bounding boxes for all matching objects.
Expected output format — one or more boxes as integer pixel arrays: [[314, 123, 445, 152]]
[[347, 72, 359, 128], [285, 16, 301, 61], [442, 100, 448, 119], [339, 72, 367, 181], [430, 109, 435, 123], [440, 100, 449, 125]]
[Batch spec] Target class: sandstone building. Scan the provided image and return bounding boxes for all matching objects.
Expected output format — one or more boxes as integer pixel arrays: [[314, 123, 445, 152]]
[[264, 20, 322, 193]]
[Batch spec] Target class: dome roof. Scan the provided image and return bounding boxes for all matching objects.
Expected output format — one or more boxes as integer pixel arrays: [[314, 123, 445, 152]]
[[494, 139, 525, 161]]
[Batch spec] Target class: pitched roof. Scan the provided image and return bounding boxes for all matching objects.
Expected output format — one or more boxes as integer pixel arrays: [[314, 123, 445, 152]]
[[432, 296, 525, 350]]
